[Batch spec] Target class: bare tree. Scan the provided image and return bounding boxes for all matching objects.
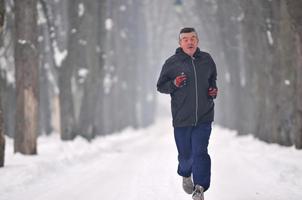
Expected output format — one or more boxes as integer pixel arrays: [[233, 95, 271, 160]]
[[0, 93, 4, 167], [0, 0, 3, 35], [57, 0, 83, 140], [286, 0, 302, 148], [197, 0, 302, 148], [0, 0, 5, 166], [76, 0, 105, 140], [14, 0, 39, 154]]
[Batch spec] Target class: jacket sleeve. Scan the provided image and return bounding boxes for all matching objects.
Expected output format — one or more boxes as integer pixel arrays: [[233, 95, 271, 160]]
[[157, 62, 177, 94], [208, 56, 217, 89]]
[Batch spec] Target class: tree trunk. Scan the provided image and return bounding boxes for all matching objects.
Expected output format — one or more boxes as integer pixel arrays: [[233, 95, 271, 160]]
[[0, 0, 3, 35], [37, 0, 53, 135], [14, 0, 39, 154], [295, 32, 302, 148], [38, 0, 69, 137], [76, 0, 104, 140], [93, 0, 106, 136], [0, 93, 4, 167], [285, 0, 302, 148], [0, 0, 4, 167], [58, 61, 75, 140], [58, 0, 79, 140]]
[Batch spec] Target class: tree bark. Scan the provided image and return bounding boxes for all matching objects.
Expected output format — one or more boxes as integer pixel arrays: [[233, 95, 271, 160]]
[[14, 0, 39, 154], [36, 0, 54, 136], [0, 0, 3, 35], [0, 0, 4, 167], [295, 32, 302, 148], [0, 93, 4, 167], [285, 0, 302, 148], [93, 0, 106, 136], [76, 0, 104, 140], [58, 0, 79, 140]]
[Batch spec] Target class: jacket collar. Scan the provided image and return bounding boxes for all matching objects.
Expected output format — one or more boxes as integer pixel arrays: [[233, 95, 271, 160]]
[[175, 47, 203, 60]]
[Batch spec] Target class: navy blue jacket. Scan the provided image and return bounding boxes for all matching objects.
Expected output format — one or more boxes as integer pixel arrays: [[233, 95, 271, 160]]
[[157, 47, 217, 127]]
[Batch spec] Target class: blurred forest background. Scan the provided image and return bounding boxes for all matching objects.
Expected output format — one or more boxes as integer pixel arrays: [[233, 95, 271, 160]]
[[0, 0, 302, 167]]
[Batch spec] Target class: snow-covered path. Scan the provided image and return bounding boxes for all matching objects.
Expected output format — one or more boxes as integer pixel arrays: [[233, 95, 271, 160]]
[[1, 117, 302, 200]]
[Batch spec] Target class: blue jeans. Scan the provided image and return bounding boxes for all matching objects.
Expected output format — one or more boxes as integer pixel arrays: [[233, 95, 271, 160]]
[[174, 122, 212, 191]]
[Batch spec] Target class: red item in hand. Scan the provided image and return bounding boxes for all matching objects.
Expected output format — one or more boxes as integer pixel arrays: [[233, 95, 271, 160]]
[[208, 87, 218, 98], [174, 74, 187, 88]]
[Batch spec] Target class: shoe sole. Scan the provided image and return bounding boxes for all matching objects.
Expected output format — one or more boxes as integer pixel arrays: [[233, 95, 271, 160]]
[[183, 184, 194, 194], [184, 188, 194, 194]]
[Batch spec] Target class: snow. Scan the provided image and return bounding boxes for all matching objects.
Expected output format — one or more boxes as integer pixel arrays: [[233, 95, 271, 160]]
[[119, 5, 127, 12], [37, 2, 47, 25], [105, 18, 113, 31], [225, 71, 231, 83], [237, 12, 245, 22], [17, 39, 27, 45], [284, 80, 291, 85], [1, 99, 302, 200], [0, 55, 15, 85], [37, 36, 44, 42], [0, 56, 6, 70], [78, 39, 87, 46], [103, 73, 113, 94], [17, 39, 36, 51], [71, 28, 77, 34], [266, 30, 274, 45], [240, 75, 246, 87], [78, 68, 89, 83], [44, 63, 59, 94], [78, 3, 85, 17], [78, 68, 89, 78], [53, 41, 68, 67]]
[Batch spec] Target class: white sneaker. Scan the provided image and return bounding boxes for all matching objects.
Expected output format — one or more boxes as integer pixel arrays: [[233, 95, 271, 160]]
[[192, 185, 204, 200], [182, 176, 194, 194]]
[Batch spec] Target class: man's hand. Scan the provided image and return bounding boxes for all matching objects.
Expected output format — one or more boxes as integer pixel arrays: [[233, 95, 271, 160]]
[[208, 87, 218, 98], [174, 73, 187, 88]]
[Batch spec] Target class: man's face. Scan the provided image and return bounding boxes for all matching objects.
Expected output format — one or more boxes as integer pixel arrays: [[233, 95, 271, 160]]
[[179, 32, 199, 57]]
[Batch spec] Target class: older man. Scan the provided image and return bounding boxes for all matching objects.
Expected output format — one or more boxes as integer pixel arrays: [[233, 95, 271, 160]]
[[157, 27, 218, 200]]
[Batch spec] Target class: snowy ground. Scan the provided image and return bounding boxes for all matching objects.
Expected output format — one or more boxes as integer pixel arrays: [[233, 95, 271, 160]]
[[1, 100, 302, 200]]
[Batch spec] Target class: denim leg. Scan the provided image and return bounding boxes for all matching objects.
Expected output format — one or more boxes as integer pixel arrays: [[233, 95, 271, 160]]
[[174, 126, 193, 177], [191, 122, 212, 191]]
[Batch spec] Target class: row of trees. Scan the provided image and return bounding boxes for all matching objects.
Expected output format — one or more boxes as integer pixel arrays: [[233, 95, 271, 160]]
[[0, 0, 162, 167], [1, 0, 301, 168], [191, 0, 302, 148]]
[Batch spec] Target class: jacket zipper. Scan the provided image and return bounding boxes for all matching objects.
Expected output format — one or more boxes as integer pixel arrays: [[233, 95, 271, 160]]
[[191, 57, 198, 126]]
